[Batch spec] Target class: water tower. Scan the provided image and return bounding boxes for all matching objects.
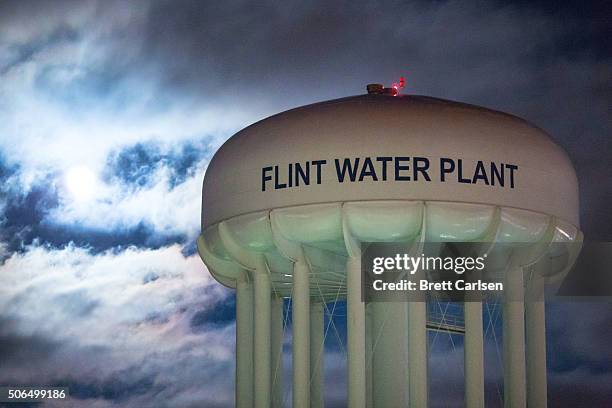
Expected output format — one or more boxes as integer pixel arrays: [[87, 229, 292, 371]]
[[197, 85, 581, 407]]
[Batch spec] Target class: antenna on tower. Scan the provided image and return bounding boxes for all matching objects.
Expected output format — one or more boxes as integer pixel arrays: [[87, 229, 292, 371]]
[[366, 75, 406, 96]]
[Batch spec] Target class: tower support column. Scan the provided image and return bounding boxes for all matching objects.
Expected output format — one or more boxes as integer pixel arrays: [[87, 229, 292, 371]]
[[503, 267, 526, 408], [365, 303, 373, 408], [408, 300, 427, 407], [347, 256, 366, 408], [526, 273, 547, 408], [371, 302, 408, 407], [310, 301, 325, 408], [253, 259, 272, 408], [293, 259, 310, 408], [235, 273, 254, 408], [464, 300, 485, 408]]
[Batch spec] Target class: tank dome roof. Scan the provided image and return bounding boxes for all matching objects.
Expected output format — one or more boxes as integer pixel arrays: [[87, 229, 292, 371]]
[[202, 94, 578, 230]]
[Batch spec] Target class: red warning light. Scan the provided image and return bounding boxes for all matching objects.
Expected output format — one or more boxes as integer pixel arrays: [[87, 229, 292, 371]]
[[390, 76, 405, 96], [366, 76, 406, 96]]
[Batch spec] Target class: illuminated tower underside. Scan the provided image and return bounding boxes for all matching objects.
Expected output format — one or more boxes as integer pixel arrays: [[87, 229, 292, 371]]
[[198, 200, 580, 407]]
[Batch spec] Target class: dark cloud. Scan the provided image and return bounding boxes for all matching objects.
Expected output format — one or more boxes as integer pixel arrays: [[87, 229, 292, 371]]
[[0, 23, 79, 75], [1, 174, 61, 255], [2, 0, 610, 238], [2, 176, 59, 228], [103, 140, 213, 190], [0, 155, 19, 227], [190, 294, 236, 330], [548, 370, 612, 407], [0, 155, 18, 182], [134, 0, 612, 238], [1, 185, 185, 255], [547, 302, 612, 373], [104, 143, 163, 189], [0, 138, 215, 256], [57, 369, 157, 402], [34, 222, 186, 253], [0, 257, 236, 406], [0, 317, 60, 368]]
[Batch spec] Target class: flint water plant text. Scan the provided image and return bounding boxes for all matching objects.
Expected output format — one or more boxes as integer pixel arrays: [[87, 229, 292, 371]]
[[261, 156, 518, 191]]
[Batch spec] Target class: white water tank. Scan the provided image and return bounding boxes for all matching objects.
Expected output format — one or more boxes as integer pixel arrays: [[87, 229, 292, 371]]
[[197, 93, 581, 408]]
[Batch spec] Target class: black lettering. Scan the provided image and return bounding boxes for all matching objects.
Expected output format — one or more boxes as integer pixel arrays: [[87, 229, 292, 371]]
[[491, 162, 504, 187], [413, 157, 431, 181], [312, 160, 326, 184], [376, 156, 392, 181], [359, 157, 378, 181], [506, 164, 518, 188], [395, 157, 411, 181], [440, 158, 455, 182], [295, 162, 310, 186], [274, 165, 287, 189], [472, 161, 490, 185], [335, 158, 360, 182], [457, 159, 471, 184], [262, 166, 273, 191]]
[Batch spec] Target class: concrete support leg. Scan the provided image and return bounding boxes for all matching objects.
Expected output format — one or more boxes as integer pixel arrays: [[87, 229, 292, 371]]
[[504, 268, 526, 408], [347, 256, 366, 408], [365, 303, 373, 408], [253, 262, 272, 408], [310, 302, 325, 408], [408, 301, 427, 408], [293, 259, 310, 408], [526, 273, 547, 408], [235, 274, 254, 408], [464, 301, 485, 408], [271, 295, 285, 408], [371, 302, 409, 407]]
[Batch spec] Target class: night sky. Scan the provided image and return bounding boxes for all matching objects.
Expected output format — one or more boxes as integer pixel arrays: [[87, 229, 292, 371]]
[[0, 1, 610, 407]]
